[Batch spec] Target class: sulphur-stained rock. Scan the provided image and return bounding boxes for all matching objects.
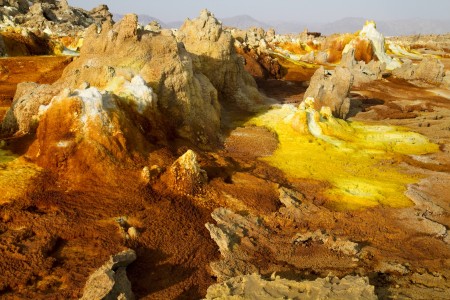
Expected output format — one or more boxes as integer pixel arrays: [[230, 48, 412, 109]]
[[81, 249, 136, 300], [235, 43, 284, 79], [204, 273, 377, 300], [358, 21, 401, 70], [388, 33, 450, 54], [17, 77, 164, 184], [341, 42, 386, 85], [165, 150, 208, 195], [304, 66, 353, 119], [0, 12, 249, 184], [1, 11, 227, 175], [0, 28, 52, 56], [60, 14, 221, 145], [178, 9, 264, 111]]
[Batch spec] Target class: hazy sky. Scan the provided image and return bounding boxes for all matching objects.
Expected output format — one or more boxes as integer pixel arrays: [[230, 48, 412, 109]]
[[70, 0, 450, 23]]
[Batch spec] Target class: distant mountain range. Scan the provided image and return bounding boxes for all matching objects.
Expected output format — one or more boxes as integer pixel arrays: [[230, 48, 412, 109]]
[[310, 17, 450, 36], [113, 13, 450, 36], [221, 15, 271, 30]]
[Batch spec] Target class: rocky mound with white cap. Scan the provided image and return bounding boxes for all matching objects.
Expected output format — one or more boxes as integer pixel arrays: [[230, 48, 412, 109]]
[[1, 11, 264, 183]]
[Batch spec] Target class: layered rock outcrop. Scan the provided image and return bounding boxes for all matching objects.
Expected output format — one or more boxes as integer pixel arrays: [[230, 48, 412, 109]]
[[204, 273, 377, 300], [203, 199, 380, 299], [303, 66, 354, 119], [205, 206, 361, 282]]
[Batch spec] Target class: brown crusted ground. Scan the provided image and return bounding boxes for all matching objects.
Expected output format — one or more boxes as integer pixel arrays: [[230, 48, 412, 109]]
[[0, 153, 219, 299], [256, 78, 307, 104], [1, 55, 450, 299]]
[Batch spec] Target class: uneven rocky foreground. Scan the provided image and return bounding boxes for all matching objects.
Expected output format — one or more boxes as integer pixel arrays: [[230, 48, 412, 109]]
[[0, 1, 450, 299]]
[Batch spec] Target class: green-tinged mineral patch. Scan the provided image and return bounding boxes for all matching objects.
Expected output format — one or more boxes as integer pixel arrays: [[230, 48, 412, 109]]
[[0, 148, 42, 204], [246, 100, 439, 210]]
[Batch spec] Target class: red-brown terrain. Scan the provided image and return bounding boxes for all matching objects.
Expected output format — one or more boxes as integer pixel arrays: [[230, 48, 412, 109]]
[[0, 4, 450, 300]]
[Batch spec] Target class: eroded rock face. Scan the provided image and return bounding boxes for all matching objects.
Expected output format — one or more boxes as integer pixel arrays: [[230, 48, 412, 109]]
[[2, 14, 212, 145], [231, 26, 285, 79], [61, 14, 222, 146], [0, 0, 112, 35], [205, 206, 361, 282], [0, 0, 113, 56], [304, 66, 353, 119], [393, 57, 445, 85], [1, 83, 59, 135], [341, 42, 386, 86], [358, 21, 401, 70], [0, 29, 52, 56], [205, 208, 265, 281], [81, 249, 136, 300], [23, 81, 161, 183], [204, 273, 377, 300], [1, 12, 265, 183], [163, 150, 208, 195], [178, 10, 264, 110], [0, 0, 29, 15]]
